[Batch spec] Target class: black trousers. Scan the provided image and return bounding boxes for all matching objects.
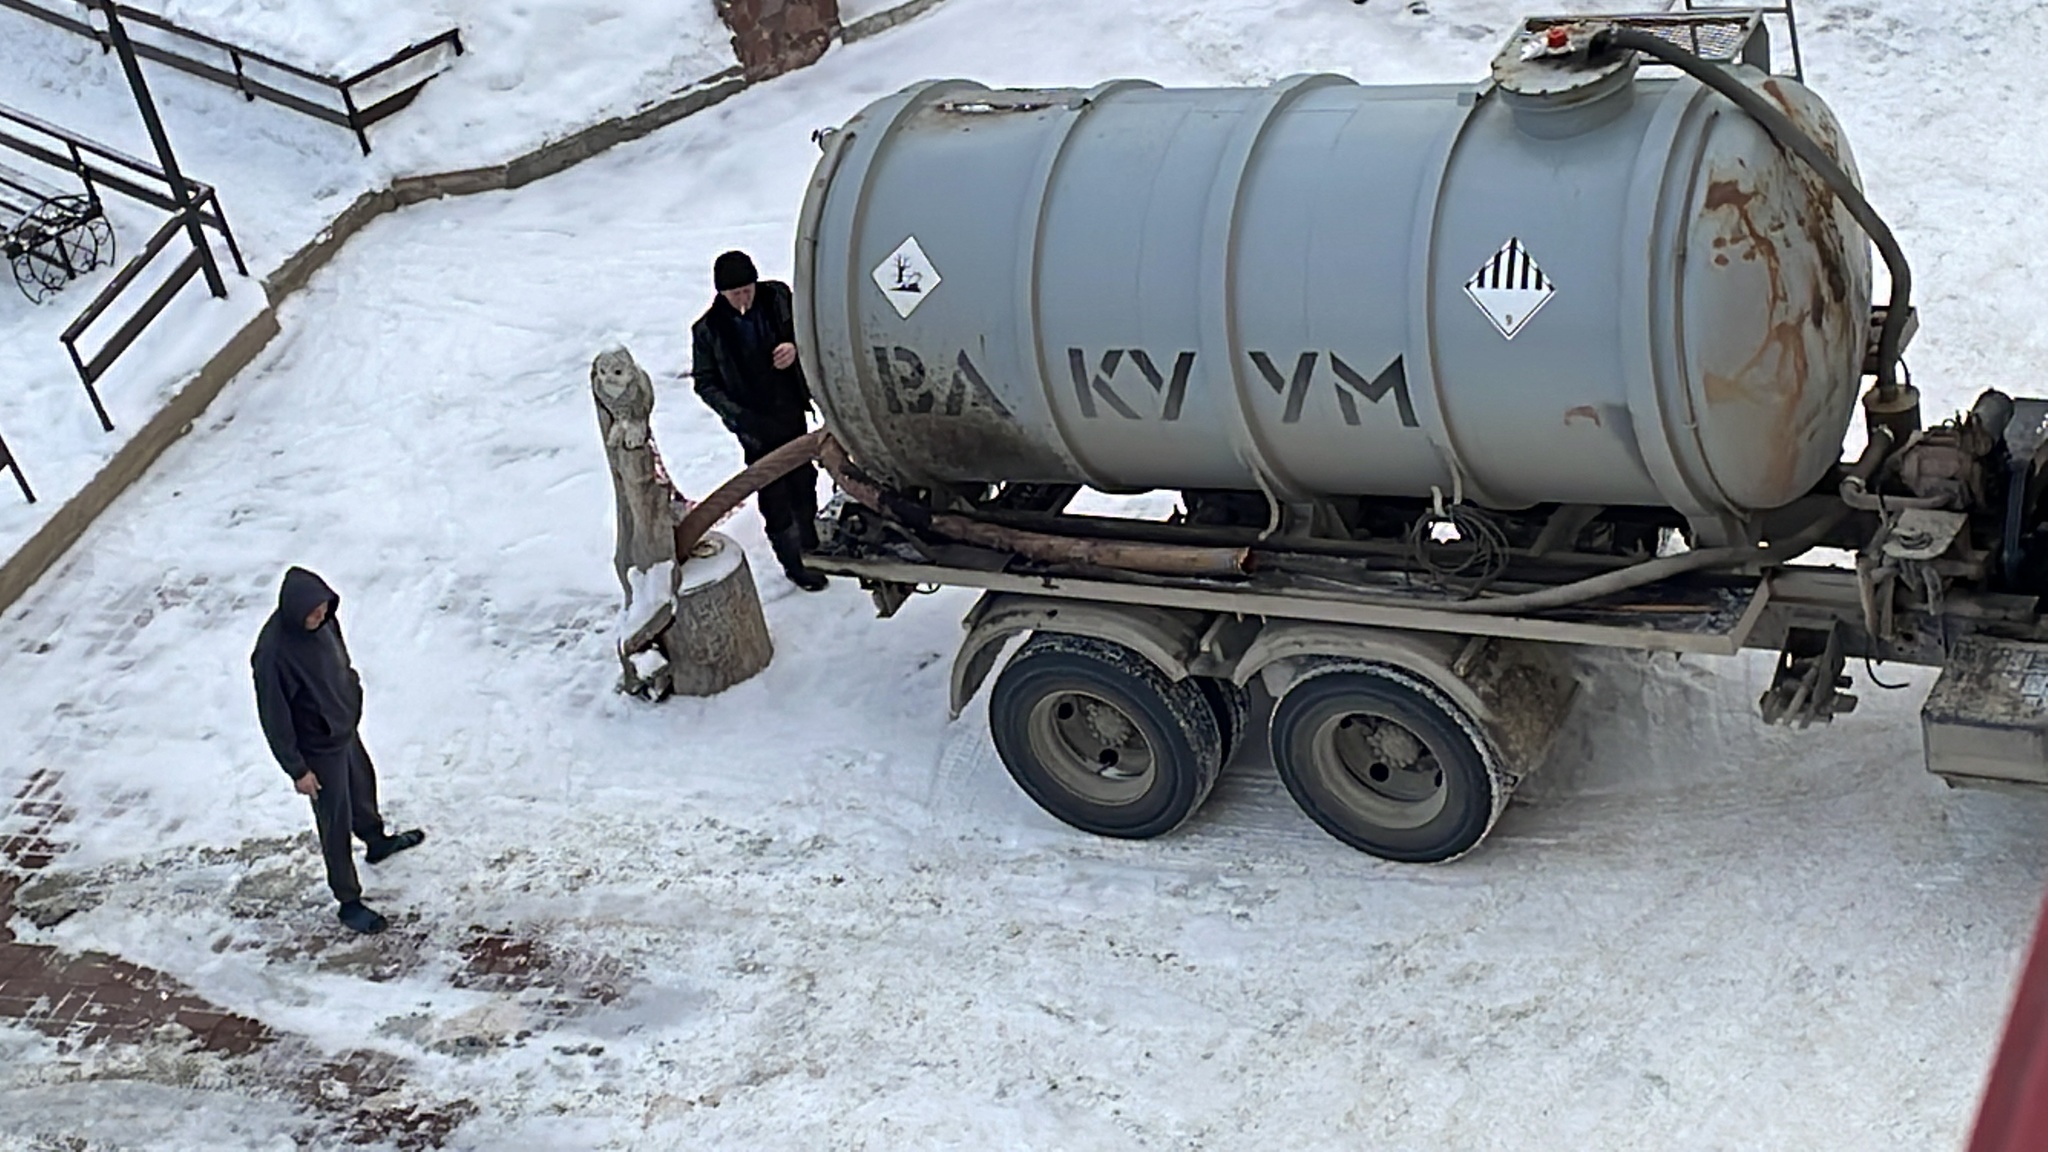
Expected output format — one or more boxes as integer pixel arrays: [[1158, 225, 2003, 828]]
[[303, 735, 387, 905], [744, 438, 819, 541]]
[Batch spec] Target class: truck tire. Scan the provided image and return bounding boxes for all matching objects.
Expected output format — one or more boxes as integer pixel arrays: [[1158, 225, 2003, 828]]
[[1196, 676, 1250, 767], [1268, 663, 1502, 863], [989, 633, 1223, 839]]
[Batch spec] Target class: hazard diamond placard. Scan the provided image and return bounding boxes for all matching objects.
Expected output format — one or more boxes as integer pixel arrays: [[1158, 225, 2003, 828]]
[[872, 235, 941, 320], [1464, 238, 1556, 340]]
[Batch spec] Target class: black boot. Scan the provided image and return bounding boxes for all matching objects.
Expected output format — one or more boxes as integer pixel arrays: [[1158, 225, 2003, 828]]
[[338, 900, 388, 935], [366, 828, 426, 864], [770, 526, 828, 592]]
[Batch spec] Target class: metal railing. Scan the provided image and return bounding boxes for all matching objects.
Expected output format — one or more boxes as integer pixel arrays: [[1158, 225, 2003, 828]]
[[0, 0, 463, 153], [0, 426, 31, 502], [59, 191, 238, 428], [1681, 0, 1804, 81], [0, 101, 245, 432]]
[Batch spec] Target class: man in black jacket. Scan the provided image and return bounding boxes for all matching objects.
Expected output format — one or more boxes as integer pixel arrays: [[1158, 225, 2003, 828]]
[[691, 250, 827, 592], [252, 567, 424, 934]]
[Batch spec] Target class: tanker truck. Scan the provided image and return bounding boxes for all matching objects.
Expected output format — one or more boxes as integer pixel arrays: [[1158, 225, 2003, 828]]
[[782, 10, 2048, 863]]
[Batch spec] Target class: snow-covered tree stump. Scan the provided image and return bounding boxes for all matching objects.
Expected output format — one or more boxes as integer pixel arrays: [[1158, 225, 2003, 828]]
[[664, 531, 773, 696], [593, 346, 772, 699]]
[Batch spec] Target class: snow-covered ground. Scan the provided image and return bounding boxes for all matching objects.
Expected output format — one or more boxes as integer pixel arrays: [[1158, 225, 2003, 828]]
[[4, 0, 2048, 1147], [0, 0, 927, 567], [0, 0, 728, 567]]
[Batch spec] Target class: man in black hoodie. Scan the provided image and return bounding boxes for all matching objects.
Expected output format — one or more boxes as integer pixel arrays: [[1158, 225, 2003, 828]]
[[252, 567, 424, 935], [691, 249, 828, 592]]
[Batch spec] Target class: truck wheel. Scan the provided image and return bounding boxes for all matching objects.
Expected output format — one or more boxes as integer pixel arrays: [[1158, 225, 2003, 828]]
[[989, 633, 1223, 839], [1196, 676, 1250, 766], [1269, 663, 1502, 863]]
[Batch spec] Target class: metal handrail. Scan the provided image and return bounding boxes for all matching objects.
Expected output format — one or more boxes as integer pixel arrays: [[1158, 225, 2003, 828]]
[[0, 101, 246, 430], [56, 195, 221, 431], [0, 101, 236, 260], [0, 0, 463, 153], [60, 203, 186, 343], [113, 4, 340, 86], [0, 101, 181, 184], [340, 29, 465, 89], [1681, 0, 1804, 81], [0, 424, 31, 503]]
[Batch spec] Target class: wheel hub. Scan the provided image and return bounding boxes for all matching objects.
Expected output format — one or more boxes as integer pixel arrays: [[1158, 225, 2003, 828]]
[[1360, 718, 1425, 769], [1327, 712, 1444, 811], [1030, 690, 1157, 801], [1079, 698, 1137, 756]]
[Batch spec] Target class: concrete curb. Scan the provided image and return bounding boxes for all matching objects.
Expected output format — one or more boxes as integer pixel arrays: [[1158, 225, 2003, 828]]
[[0, 0, 947, 621], [844, 0, 948, 43]]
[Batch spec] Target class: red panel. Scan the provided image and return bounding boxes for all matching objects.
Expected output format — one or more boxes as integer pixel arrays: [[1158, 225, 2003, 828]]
[[1971, 893, 2048, 1152]]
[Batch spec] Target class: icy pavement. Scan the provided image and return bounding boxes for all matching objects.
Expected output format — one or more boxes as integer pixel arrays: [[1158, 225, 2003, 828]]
[[3, 0, 2048, 1147]]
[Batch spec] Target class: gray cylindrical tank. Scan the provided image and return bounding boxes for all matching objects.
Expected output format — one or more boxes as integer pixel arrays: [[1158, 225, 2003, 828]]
[[795, 38, 1872, 531]]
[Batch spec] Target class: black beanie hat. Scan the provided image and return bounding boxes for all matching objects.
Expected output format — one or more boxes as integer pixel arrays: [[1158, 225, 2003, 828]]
[[714, 250, 758, 292]]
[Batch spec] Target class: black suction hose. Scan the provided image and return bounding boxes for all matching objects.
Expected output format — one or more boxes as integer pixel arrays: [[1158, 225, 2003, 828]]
[[1596, 26, 1912, 396], [1308, 427, 1893, 616]]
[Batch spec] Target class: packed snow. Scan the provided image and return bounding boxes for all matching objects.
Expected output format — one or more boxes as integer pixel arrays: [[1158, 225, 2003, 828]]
[[3, 0, 2048, 1148], [620, 560, 677, 644], [0, 0, 915, 563]]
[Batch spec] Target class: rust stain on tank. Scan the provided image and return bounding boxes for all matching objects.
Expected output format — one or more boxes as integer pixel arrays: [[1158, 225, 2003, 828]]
[[1698, 87, 1863, 403], [1696, 79, 1869, 505], [1699, 166, 1815, 500], [1701, 175, 1802, 399], [1564, 405, 1601, 427], [1763, 78, 1852, 305]]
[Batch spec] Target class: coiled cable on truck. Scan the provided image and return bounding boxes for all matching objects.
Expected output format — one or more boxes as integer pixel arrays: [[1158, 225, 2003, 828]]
[[1407, 489, 1511, 599]]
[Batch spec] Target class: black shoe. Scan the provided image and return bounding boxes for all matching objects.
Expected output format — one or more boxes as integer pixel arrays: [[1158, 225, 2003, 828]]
[[338, 901, 388, 935], [366, 828, 425, 864], [769, 526, 828, 592]]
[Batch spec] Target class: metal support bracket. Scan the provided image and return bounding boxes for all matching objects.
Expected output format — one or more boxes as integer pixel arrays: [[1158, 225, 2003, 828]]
[[1759, 621, 1857, 727], [863, 579, 914, 619]]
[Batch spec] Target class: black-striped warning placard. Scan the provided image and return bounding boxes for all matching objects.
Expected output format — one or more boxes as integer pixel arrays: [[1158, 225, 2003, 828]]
[[1463, 237, 1557, 340], [1469, 238, 1551, 291]]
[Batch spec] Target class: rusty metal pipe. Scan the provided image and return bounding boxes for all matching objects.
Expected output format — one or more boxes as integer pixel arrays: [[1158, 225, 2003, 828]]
[[814, 434, 884, 510], [1839, 478, 1946, 513], [813, 429, 1895, 613], [1844, 424, 1895, 486], [673, 429, 828, 556], [816, 436, 1248, 578], [924, 514, 1251, 578], [821, 429, 1887, 611]]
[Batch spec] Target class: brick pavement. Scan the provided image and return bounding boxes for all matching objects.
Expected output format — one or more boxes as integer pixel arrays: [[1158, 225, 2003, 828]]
[[0, 769, 476, 1149]]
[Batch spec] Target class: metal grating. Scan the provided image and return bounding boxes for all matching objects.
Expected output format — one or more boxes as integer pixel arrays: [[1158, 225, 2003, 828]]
[[1685, 0, 1804, 83], [1526, 11, 1767, 66], [1641, 16, 1760, 61]]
